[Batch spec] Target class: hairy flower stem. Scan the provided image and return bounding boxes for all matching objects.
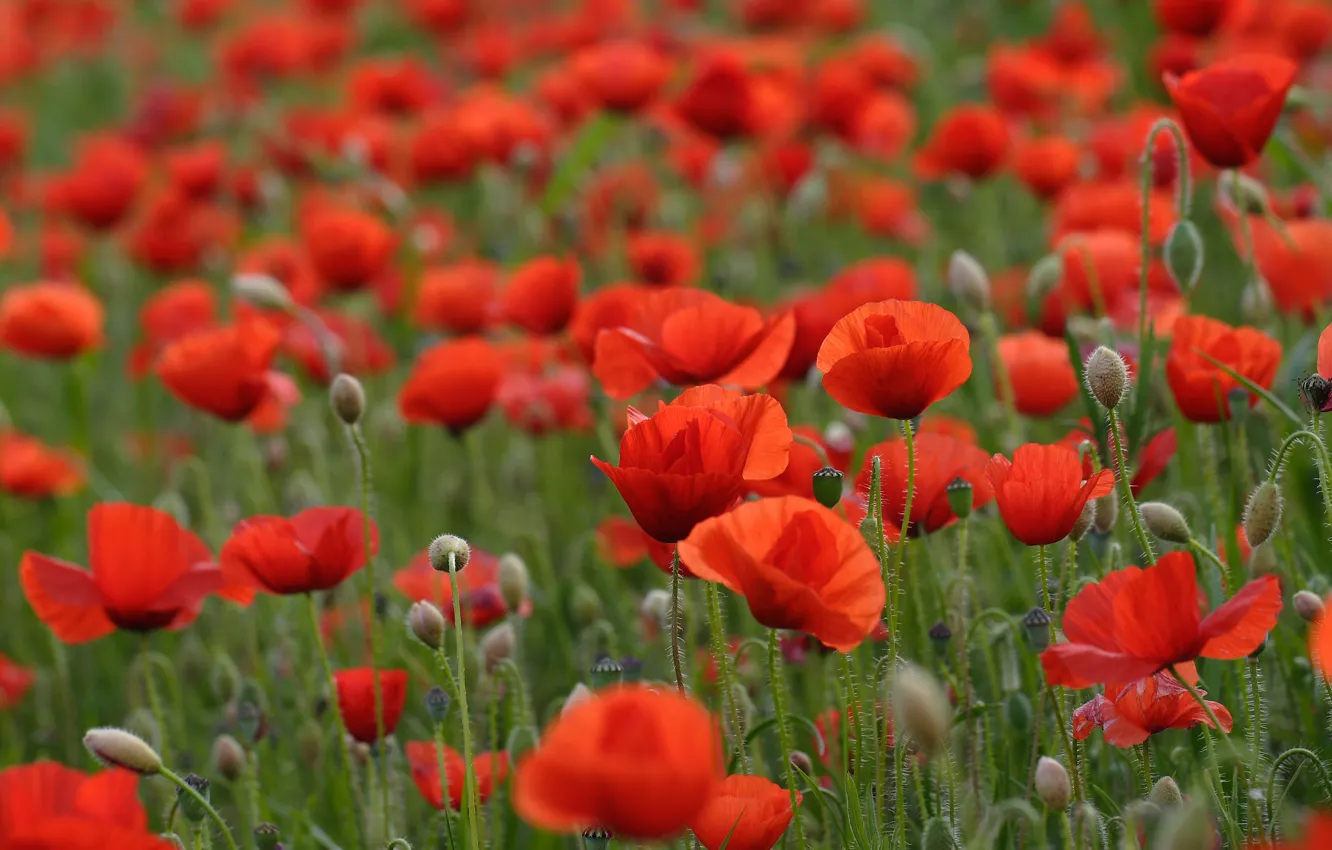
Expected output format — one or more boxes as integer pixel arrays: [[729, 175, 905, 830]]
[[307, 593, 363, 845], [1107, 408, 1155, 565], [887, 418, 916, 848], [140, 639, 169, 765], [1038, 545, 1085, 804], [706, 583, 749, 771], [767, 629, 808, 849], [980, 312, 1021, 445], [1141, 737, 1153, 794], [161, 767, 240, 850], [447, 552, 483, 850], [1170, 665, 1245, 785], [669, 549, 686, 694]]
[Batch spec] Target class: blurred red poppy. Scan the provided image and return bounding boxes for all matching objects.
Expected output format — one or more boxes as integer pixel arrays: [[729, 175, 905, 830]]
[[127, 279, 216, 378], [851, 433, 993, 537], [1074, 671, 1232, 747], [1013, 136, 1081, 200], [0, 431, 84, 498], [986, 443, 1115, 546], [500, 255, 580, 336], [156, 320, 283, 422], [573, 40, 669, 113], [628, 231, 700, 288], [690, 774, 799, 850], [283, 310, 395, 384], [0, 282, 103, 360], [60, 135, 148, 231], [997, 331, 1080, 417], [1247, 217, 1332, 317], [913, 104, 1009, 180], [222, 507, 376, 596], [414, 261, 497, 334], [0, 653, 34, 710], [1043, 552, 1281, 687], [399, 336, 504, 432], [405, 741, 509, 810], [303, 207, 394, 292], [1165, 54, 1297, 169], [334, 667, 408, 743], [1166, 315, 1281, 423], [595, 516, 676, 572], [676, 52, 754, 139], [1155, 0, 1234, 36], [498, 365, 594, 436], [0, 761, 167, 849]]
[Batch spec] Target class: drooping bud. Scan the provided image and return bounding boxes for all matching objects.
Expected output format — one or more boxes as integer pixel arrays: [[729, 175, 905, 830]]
[[947, 250, 990, 312], [211, 734, 247, 782], [790, 750, 814, 777], [1242, 480, 1283, 548], [1022, 607, 1052, 651], [812, 467, 844, 509], [1139, 502, 1191, 544], [640, 590, 671, 632], [890, 664, 950, 756], [408, 600, 447, 650], [1150, 775, 1183, 808], [945, 478, 973, 520], [1224, 171, 1271, 216], [498, 553, 529, 611], [232, 273, 295, 313], [428, 534, 471, 572], [928, 621, 952, 655], [178, 774, 212, 824], [1085, 346, 1129, 410], [1034, 757, 1072, 810], [1027, 253, 1064, 303], [1070, 499, 1096, 542], [1294, 590, 1325, 623], [590, 656, 623, 690], [254, 823, 282, 850], [1163, 221, 1204, 294], [84, 727, 163, 775], [570, 584, 603, 627], [329, 373, 366, 426], [1093, 492, 1118, 535], [480, 622, 516, 671]]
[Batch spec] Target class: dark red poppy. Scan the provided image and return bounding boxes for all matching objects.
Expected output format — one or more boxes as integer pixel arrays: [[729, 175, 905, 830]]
[[0, 762, 168, 849], [0, 281, 103, 360], [393, 547, 529, 627], [398, 336, 503, 432], [1013, 136, 1081, 200], [690, 774, 799, 850], [1074, 671, 1232, 747], [627, 231, 700, 288], [156, 320, 283, 422], [0, 653, 34, 710], [913, 104, 1009, 180], [333, 667, 408, 743], [405, 741, 509, 810], [303, 207, 394, 293], [165, 141, 225, 200], [1042, 552, 1282, 687], [1154, 0, 1234, 36], [850, 433, 993, 536], [596, 516, 676, 572], [500, 256, 580, 336], [997, 331, 1080, 417], [347, 58, 436, 117], [0, 431, 84, 499], [20, 503, 222, 643], [1166, 315, 1282, 423], [986, 443, 1115, 546], [60, 135, 148, 231], [221, 507, 376, 596], [1164, 54, 1298, 169], [676, 52, 754, 139]]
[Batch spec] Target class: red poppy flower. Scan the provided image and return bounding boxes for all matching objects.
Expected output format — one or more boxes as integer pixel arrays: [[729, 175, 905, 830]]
[[1042, 552, 1282, 688], [498, 365, 594, 436], [817, 300, 971, 420], [405, 741, 509, 810], [679, 496, 885, 652], [0, 431, 84, 498], [676, 52, 754, 139], [414, 261, 497, 334], [393, 547, 529, 627], [0, 282, 103, 360], [1013, 136, 1081, 200], [1154, 0, 1234, 35], [627, 231, 700, 288], [595, 516, 676, 572], [333, 667, 408, 743], [997, 331, 1080, 417], [60, 135, 148, 231], [1164, 54, 1298, 169], [1131, 428, 1178, 496], [913, 104, 1009, 180], [399, 336, 503, 432], [513, 684, 723, 839], [236, 238, 320, 306], [127, 279, 216, 378], [283, 310, 395, 384], [0, 762, 168, 849], [1166, 315, 1282, 423], [691, 775, 799, 850], [1052, 229, 1142, 321], [592, 386, 791, 543], [986, 443, 1115, 546], [851, 433, 993, 537], [568, 283, 651, 364], [1248, 217, 1332, 318], [20, 503, 222, 643], [573, 40, 669, 113], [1253, 812, 1332, 850], [165, 141, 225, 200], [500, 256, 580, 336], [1073, 671, 1232, 747], [303, 207, 394, 292], [0, 653, 34, 709], [221, 507, 377, 596], [156, 320, 283, 422], [593, 289, 794, 399]]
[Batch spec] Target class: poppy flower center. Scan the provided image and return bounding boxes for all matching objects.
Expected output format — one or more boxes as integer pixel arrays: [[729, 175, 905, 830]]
[[863, 313, 908, 348]]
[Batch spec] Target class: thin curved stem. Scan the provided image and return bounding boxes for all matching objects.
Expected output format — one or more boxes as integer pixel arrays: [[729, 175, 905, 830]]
[[705, 583, 749, 772], [768, 630, 808, 849], [447, 553, 482, 850], [669, 549, 686, 694], [140, 639, 170, 765], [161, 767, 239, 850], [890, 418, 916, 848]]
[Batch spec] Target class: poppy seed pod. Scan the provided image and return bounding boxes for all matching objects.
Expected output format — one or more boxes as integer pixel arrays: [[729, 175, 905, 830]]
[[890, 664, 950, 756], [426, 685, 451, 724], [1139, 502, 1191, 544], [1026, 253, 1065, 302], [1163, 221, 1204, 294], [811, 467, 844, 509], [231, 273, 294, 313], [211, 734, 247, 782], [481, 622, 516, 671], [428, 534, 471, 572], [408, 600, 447, 650], [83, 727, 163, 775], [329, 373, 366, 426], [1023, 607, 1053, 651], [1034, 757, 1071, 810], [1150, 775, 1184, 808], [1085, 346, 1129, 410], [254, 823, 282, 850], [947, 249, 990, 312], [582, 827, 614, 850], [945, 478, 974, 520], [1242, 481, 1283, 548], [1294, 590, 1324, 623]]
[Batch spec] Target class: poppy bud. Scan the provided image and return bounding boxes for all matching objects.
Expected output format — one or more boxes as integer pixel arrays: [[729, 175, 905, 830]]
[[563, 682, 594, 715], [1093, 492, 1118, 535], [1163, 221, 1204, 294], [582, 827, 614, 850], [1162, 799, 1217, 850], [590, 656, 623, 690], [1240, 279, 1274, 326], [1027, 253, 1064, 303], [928, 621, 952, 655], [237, 700, 266, 746], [1022, 607, 1052, 651], [1071, 499, 1097, 542], [1034, 756, 1071, 810], [1223, 171, 1271, 216], [1242, 481, 1283, 548], [498, 553, 529, 611], [178, 774, 211, 824], [1150, 775, 1183, 808], [254, 823, 282, 850], [890, 664, 950, 756], [329, 373, 365, 426], [945, 478, 973, 520], [212, 734, 247, 782], [1294, 590, 1324, 623], [571, 584, 603, 627], [641, 589, 671, 631], [812, 467, 844, 508], [947, 250, 990, 312], [1005, 692, 1032, 732], [859, 515, 885, 552], [790, 750, 814, 777], [1248, 541, 1278, 577], [481, 623, 516, 671], [424, 686, 451, 725], [84, 727, 163, 775], [232, 272, 294, 313], [408, 600, 447, 650], [428, 534, 471, 572], [1139, 502, 1191, 544], [1085, 346, 1129, 410]]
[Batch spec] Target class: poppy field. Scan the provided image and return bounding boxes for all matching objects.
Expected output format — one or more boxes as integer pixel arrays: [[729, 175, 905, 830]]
[[10, 0, 1332, 848]]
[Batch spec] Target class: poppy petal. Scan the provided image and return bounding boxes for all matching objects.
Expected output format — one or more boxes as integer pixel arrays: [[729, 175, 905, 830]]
[[19, 553, 114, 644], [1197, 574, 1282, 659]]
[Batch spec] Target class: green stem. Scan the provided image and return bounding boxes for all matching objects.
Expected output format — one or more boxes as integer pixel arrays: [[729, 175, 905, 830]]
[[140, 639, 169, 766], [447, 553, 482, 850], [767, 630, 808, 849], [669, 549, 686, 694], [890, 418, 916, 848], [161, 767, 240, 850], [1187, 538, 1231, 596], [433, 720, 456, 848], [705, 583, 749, 772], [1039, 545, 1085, 806], [980, 312, 1021, 444], [1141, 737, 1153, 795], [1107, 408, 1155, 565], [307, 593, 363, 846]]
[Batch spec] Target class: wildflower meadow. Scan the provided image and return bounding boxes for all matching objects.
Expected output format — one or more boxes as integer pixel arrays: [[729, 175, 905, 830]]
[[7, 0, 1332, 848]]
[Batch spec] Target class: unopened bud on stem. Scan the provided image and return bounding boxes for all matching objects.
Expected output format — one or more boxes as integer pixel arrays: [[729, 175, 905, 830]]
[[1242, 481, 1283, 548], [1294, 590, 1324, 623], [428, 534, 471, 572], [329, 373, 366, 426], [890, 664, 950, 756], [84, 727, 162, 775], [1085, 346, 1128, 410], [498, 553, 529, 611], [947, 250, 990, 312], [1035, 756, 1071, 810], [408, 600, 447, 650], [1139, 502, 1191, 544]]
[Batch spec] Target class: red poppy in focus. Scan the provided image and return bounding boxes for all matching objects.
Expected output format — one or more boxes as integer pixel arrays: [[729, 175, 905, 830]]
[[127, 279, 216, 378], [817, 300, 971, 420], [569, 283, 652, 364], [500, 256, 580, 335], [513, 684, 723, 839], [690, 774, 799, 850], [0, 653, 34, 709], [1073, 671, 1233, 747], [1164, 54, 1298, 169], [997, 331, 1080, 417], [0, 431, 84, 498], [593, 289, 794, 399], [1042, 551, 1282, 688], [595, 516, 676, 572], [156, 320, 283, 422], [0, 762, 169, 849], [913, 104, 1009, 180], [592, 386, 791, 543], [851, 433, 993, 536], [393, 547, 528, 627], [221, 507, 376, 596], [1166, 315, 1281, 423], [1013, 136, 1082, 200], [676, 52, 754, 139], [628, 231, 700, 288], [334, 667, 408, 743], [303, 207, 394, 292], [406, 740, 509, 810], [574, 40, 669, 113], [986, 443, 1115, 546], [399, 336, 504, 432], [0, 282, 103, 360], [20, 503, 223, 643]]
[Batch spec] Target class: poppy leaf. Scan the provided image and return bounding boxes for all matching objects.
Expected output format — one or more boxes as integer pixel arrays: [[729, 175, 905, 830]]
[[1195, 350, 1303, 426], [540, 113, 620, 215]]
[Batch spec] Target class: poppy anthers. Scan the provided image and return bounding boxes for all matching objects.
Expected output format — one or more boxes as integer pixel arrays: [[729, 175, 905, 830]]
[[986, 443, 1116, 547], [1164, 54, 1298, 170]]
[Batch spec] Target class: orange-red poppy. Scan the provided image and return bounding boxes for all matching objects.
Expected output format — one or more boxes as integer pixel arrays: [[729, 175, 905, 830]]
[[913, 104, 1009, 180], [156, 320, 283, 422], [302, 207, 394, 292], [986, 443, 1115, 546], [20, 503, 223, 643], [221, 507, 376, 596], [413, 260, 498, 334], [569, 283, 652, 364], [852, 433, 993, 537], [0, 762, 168, 849], [1013, 135, 1082, 200], [1072, 671, 1232, 747], [398, 336, 503, 432], [1247, 216, 1332, 317], [127, 279, 216, 378], [1042, 551, 1281, 687], [59, 134, 148, 231], [393, 547, 529, 627], [679, 496, 883, 651], [405, 741, 509, 811], [0, 431, 84, 498], [750, 425, 846, 501], [573, 40, 669, 113], [817, 300, 971, 420], [513, 684, 723, 839], [0, 282, 103, 360], [1166, 314, 1281, 423], [333, 667, 408, 743], [690, 774, 799, 850], [593, 289, 794, 399], [676, 52, 754, 139], [0, 652, 34, 710], [1165, 54, 1298, 169], [595, 516, 677, 572], [997, 331, 1080, 417], [500, 255, 580, 336]]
